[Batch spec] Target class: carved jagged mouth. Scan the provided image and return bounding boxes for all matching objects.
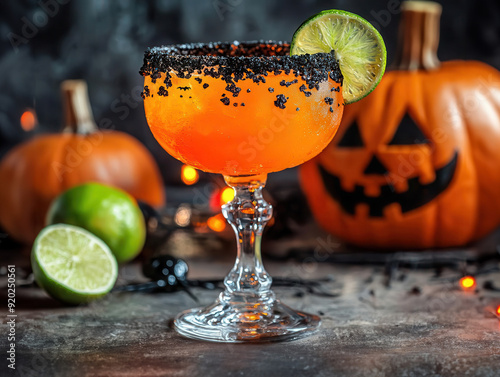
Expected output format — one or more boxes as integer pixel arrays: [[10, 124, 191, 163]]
[[318, 152, 458, 217]]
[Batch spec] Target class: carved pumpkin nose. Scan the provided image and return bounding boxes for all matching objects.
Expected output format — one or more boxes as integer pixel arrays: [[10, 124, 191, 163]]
[[363, 155, 388, 175]]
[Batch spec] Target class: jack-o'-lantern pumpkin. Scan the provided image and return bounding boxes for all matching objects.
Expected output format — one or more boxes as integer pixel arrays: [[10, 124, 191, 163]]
[[0, 80, 165, 244], [301, 1, 500, 249]]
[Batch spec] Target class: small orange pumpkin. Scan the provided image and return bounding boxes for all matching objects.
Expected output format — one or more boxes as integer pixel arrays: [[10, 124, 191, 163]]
[[0, 80, 164, 244], [301, 2, 500, 249]]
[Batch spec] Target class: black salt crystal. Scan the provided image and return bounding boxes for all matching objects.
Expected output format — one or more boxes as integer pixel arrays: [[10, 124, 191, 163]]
[[158, 86, 168, 96], [280, 79, 298, 87], [140, 41, 343, 109], [274, 94, 287, 109], [141, 85, 151, 98]]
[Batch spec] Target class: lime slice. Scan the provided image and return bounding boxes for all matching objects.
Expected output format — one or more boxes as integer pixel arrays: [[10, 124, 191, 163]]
[[32, 224, 118, 305], [290, 9, 387, 104]]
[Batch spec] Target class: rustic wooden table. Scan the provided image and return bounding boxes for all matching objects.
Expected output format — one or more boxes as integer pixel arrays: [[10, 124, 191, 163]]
[[1, 238, 500, 377]]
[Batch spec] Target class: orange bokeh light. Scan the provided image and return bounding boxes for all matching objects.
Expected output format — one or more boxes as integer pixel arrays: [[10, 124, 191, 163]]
[[221, 187, 235, 204], [207, 214, 226, 232], [181, 165, 199, 185], [496, 305, 500, 316], [20, 109, 37, 131], [459, 276, 476, 290]]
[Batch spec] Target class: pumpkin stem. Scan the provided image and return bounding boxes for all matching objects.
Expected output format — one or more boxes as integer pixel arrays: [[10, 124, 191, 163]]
[[61, 80, 98, 134], [393, 1, 442, 71]]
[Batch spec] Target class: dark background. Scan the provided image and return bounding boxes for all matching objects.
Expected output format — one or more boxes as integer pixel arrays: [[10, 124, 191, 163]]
[[0, 0, 499, 183]]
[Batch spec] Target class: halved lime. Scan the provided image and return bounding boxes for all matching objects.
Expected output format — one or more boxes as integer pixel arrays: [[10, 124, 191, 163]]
[[290, 9, 387, 104], [31, 224, 118, 305]]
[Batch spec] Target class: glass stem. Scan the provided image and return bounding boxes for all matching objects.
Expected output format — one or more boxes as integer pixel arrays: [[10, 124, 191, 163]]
[[222, 174, 273, 298]]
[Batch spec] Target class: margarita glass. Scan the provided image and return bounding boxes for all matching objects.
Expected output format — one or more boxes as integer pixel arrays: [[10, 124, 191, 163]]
[[140, 41, 343, 342]]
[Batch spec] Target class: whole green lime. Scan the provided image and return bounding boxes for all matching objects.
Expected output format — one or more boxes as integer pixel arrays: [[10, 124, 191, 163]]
[[46, 183, 146, 263]]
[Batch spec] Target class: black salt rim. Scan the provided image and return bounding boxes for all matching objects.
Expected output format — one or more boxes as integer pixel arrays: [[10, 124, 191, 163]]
[[139, 40, 343, 100]]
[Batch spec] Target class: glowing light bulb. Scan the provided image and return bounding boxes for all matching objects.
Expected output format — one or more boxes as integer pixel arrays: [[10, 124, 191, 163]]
[[174, 206, 191, 227], [20, 109, 37, 131], [207, 214, 226, 232], [221, 187, 235, 204], [181, 165, 199, 185], [459, 276, 476, 290]]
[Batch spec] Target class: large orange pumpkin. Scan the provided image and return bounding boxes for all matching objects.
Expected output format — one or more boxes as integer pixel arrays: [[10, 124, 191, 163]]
[[0, 80, 164, 244], [301, 1, 500, 249]]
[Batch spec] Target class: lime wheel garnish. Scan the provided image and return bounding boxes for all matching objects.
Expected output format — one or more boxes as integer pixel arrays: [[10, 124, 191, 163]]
[[291, 9, 387, 104]]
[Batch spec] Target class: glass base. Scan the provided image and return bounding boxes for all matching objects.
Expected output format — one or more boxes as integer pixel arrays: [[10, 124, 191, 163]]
[[174, 291, 321, 343]]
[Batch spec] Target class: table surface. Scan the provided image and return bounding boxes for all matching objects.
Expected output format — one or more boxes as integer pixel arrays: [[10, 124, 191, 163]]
[[2, 243, 500, 377]]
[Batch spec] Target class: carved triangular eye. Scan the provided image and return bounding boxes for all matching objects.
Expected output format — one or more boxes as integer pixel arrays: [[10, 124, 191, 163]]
[[388, 113, 429, 145], [337, 120, 364, 147]]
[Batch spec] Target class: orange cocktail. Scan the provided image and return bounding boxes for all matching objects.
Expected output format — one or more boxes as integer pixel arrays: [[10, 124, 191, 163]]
[[141, 42, 343, 176], [140, 41, 343, 343]]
